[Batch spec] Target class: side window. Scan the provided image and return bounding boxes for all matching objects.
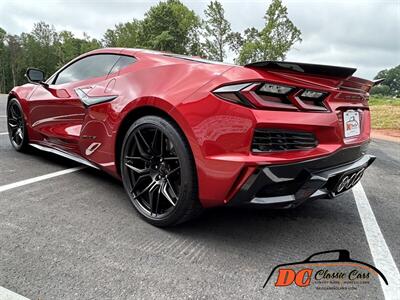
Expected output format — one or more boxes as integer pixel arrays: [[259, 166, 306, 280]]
[[109, 55, 136, 74], [54, 54, 120, 85]]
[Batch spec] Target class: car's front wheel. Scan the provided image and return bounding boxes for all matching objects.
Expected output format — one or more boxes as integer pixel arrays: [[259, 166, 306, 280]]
[[7, 98, 29, 152], [120, 115, 202, 227]]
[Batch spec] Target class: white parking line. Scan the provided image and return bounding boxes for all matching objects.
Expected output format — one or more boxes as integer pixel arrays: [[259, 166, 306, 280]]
[[0, 166, 85, 193], [0, 132, 8, 135], [0, 165, 84, 298], [353, 183, 400, 300], [0, 286, 30, 300]]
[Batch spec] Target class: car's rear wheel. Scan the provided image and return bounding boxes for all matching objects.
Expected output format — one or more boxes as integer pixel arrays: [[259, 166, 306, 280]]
[[121, 115, 202, 227], [7, 98, 29, 152]]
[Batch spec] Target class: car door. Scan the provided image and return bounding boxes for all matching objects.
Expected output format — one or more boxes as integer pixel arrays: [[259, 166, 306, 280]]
[[28, 54, 121, 155]]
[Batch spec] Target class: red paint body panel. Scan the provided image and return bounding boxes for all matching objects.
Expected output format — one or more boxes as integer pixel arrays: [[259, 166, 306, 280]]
[[9, 48, 372, 208]]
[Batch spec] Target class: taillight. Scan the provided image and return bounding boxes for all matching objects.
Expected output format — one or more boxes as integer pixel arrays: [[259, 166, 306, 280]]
[[211, 83, 253, 106], [213, 82, 329, 112], [259, 83, 293, 94]]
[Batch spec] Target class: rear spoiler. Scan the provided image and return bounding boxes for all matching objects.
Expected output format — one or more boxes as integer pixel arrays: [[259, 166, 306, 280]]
[[245, 61, 357, 79], [372, 78, 385, 86]]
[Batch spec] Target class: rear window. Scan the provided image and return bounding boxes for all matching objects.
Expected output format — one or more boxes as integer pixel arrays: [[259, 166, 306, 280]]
[[109, 55, 136, 74]]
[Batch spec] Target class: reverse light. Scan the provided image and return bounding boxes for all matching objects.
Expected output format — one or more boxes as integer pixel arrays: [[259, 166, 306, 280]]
[[295, 88, 328, 111], [300, 89, 325, 99], [259, 83, 292, 95]]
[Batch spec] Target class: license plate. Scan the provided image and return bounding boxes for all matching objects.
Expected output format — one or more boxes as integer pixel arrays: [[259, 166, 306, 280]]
[[334, 168, 365, 194], [343, 110, 360, 138]]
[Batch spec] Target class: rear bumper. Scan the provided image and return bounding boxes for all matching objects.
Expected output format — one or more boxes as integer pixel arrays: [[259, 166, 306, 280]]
[[229, 150, 375, 207]]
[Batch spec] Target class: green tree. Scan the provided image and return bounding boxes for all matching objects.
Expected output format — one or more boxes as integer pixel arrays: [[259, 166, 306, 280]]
[[56, 31, 83, 66], [227, 31, 243, 54], [80, 32, 101, 54], [6, 35, 23, 87], [31, 22, 59, 73], [140, 0, 201, 55], [229, 27, 258, 60], [186, 28, 205, 57], [371, 65, 400, 97], [236, 0, 301, 64], [370, 85, 391, 96], [103, 19, 142, 48], [17, 22, 59, 79], [0, 27, 7, 92], [203, 0, 232, 61], [103, 29, 118, 47], [0, 30, 22, 92], [55, 31, 100, 67]]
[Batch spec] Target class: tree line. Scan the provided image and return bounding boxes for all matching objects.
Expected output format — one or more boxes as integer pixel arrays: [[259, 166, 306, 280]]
[[371, 65, 400, 97], [0, 0, 302, 93], [1, 0, 398, 97]]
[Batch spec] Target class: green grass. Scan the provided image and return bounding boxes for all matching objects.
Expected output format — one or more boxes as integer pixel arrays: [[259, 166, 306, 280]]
[[369, 96, 400, 129], [369, 96, 400, 106]]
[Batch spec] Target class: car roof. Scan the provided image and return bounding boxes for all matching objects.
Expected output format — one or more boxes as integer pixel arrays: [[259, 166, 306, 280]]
[[85, 48, 235, 66]]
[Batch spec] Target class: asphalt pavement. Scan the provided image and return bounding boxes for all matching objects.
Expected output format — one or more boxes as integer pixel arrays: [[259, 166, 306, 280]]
[[0, 94, 399, 299]]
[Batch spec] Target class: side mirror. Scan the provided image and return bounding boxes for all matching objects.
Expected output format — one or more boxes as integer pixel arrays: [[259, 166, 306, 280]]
[[25, 68, 47, 86]]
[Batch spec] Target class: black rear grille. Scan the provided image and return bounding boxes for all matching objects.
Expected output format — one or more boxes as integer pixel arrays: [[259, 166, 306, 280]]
[[252, 129, 318, 152]]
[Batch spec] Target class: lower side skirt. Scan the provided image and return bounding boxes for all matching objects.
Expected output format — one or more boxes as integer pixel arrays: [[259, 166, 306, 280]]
[[29, 143, 99, 169]]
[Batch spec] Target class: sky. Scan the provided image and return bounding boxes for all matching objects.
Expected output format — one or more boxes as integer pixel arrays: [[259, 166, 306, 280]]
[[0, 0, 399, 79]]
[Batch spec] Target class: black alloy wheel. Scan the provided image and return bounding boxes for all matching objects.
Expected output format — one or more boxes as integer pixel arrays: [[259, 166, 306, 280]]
[[121, 116, 202, 227], [7, 98, 29, 151]]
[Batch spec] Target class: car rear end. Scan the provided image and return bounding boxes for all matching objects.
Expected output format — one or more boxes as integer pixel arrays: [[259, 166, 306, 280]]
[[177, 61, 376, 208]]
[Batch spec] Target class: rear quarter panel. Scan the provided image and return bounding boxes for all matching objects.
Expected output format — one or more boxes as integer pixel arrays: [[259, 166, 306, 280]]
[[81, 57, 234, 177]]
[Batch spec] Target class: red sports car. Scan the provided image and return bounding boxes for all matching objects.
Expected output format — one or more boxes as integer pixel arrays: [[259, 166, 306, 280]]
[[7, 48, 376, 226]]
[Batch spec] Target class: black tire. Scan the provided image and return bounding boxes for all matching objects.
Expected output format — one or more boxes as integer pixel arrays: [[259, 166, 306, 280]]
[[120, 115, 202, 227], [7, 98, 29, 152]]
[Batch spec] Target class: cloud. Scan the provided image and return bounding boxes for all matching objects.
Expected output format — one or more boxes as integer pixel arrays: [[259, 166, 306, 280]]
[[284, 0, 400, 78], [0, 0, 398, 78]]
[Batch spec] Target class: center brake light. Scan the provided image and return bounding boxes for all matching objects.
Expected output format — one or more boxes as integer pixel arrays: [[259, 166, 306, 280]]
[[213, 82, 329, 112]]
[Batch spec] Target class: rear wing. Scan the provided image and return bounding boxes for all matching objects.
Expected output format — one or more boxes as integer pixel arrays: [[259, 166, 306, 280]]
[[372, 78, 385, 86], [245, 61, 357, 79]]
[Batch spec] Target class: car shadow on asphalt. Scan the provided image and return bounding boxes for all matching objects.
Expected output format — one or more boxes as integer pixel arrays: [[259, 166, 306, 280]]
[[79, 163, 354, 233], [26, 147, 358, 245], [175, 199, 351, 231]]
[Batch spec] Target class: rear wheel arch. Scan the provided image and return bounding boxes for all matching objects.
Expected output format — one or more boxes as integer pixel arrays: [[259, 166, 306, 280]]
[[115, 105, 198, 180]]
